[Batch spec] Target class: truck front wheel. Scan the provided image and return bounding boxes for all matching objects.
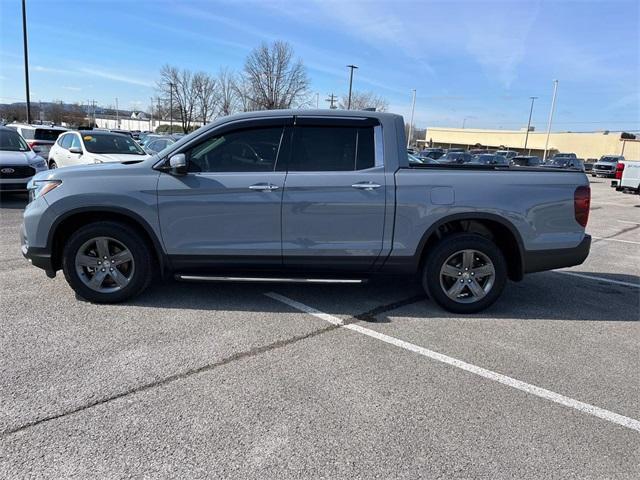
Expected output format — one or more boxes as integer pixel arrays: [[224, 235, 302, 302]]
[[423, 233, 507, 314], [62, 221, 153, 303]]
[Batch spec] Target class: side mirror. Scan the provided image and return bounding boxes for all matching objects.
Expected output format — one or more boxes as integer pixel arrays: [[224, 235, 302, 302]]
[[169, 153, 187, 175], [69, 147, 82, 155]]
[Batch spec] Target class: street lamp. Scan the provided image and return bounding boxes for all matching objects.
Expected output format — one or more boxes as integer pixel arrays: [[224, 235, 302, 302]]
[[543, 80, 559, 162], [346, 65, 358, 109], [169, 82, 174, 134], [407, 89, 416, 149], [523, 96, 538, 151], [21, 0, 31, 123]]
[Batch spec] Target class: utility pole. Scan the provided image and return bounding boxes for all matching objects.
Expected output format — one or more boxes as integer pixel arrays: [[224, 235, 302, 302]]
[[169, 82, 174, 134], [21, 0, 31, 123], [407, 88, 416, 149], [325, 93, 337, 109], [523, 96, 538, 151], [315, 92, 319, 109], [542, 80, 559, 162], [462, 117, 468, 129], [346, 65, 358, 109], [157, 98, 161, 133], [115, 97, 119, 128]]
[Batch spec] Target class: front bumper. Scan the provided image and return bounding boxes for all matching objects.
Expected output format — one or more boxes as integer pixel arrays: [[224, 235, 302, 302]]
[[21, 244, 56, 277], [523, 235, 591, 274]]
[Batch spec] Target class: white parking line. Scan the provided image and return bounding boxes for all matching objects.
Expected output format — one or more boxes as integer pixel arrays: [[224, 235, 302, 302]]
[[592, 236, 640, 245], [265, 292, 640, 433], [557, 270, 640, 288], [617, 220, 640, 226]]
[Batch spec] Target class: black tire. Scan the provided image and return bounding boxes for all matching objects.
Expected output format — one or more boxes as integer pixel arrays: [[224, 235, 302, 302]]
[[422, 233, 507, 314], [49, 161, 57, 169], [62, 221, 153, 303]]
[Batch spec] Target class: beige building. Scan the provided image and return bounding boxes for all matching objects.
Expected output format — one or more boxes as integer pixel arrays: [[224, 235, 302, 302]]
[[420, 127, 640, 161]]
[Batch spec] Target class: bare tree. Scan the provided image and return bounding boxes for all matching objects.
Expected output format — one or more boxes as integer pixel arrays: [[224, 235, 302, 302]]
[[157, 65, 197, 133], [339, 91, 389, 112], [217, 67, 238, 117], [242, 41, 309, 110], [193, 72, 219, 124]]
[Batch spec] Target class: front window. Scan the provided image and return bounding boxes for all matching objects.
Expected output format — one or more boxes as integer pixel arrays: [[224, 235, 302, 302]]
[[0, 130, 30, 152], [187, 127, 284, 172], [82, 133, 146, 155]]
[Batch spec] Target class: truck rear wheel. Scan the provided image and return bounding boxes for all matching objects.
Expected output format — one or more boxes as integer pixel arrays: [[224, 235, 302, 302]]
[[422, 233, 507, 314], [62, 221, 152, 303]]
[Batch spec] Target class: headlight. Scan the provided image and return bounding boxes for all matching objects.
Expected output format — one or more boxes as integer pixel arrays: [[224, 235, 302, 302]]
[[28, 179, 62, 201]]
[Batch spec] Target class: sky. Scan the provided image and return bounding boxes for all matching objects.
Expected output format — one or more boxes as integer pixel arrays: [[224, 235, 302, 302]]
[[0, 0, 638, 132]]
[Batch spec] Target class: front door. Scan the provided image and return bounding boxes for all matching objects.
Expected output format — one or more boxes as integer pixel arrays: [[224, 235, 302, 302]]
[[281, 118, 387, 272], [157, 120, 289, 272]]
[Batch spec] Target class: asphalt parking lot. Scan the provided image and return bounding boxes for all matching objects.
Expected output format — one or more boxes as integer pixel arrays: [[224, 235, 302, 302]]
[[1, 178, 638, 479]]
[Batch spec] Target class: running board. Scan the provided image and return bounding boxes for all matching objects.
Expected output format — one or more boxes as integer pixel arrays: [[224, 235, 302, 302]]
[[175, 275, 365, 284]]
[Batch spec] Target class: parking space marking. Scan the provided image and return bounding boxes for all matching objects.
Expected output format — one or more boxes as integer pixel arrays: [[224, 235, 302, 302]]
[[592, 236, 640, 245], [557, 271, 640, 288], [618, 220, 640, 225], [265, 292, 640, 433]]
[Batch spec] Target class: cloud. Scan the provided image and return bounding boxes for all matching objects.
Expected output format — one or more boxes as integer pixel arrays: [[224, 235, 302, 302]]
[[78, 68, 153, 87]]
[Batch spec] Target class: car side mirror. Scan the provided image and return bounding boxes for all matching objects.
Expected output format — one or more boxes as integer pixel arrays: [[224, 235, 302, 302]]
[[169, 153, 187, 175], [69, 147, 82, 155]]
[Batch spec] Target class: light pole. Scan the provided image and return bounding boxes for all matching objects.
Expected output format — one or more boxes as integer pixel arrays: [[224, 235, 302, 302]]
[[169, 82, 174, 134], [115, 97, 119, 128], [346, 65, 358, 109], [523, 96, 538, 151], [407, 89, 416, 149], [542, 80, 558, 162], [462, 117, 469, 129], [21, 0, 31, 123]]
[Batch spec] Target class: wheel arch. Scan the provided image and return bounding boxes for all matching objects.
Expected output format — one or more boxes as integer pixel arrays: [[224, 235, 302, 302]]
[[416, 212, 525, 281], [48, 206, 166, 275]]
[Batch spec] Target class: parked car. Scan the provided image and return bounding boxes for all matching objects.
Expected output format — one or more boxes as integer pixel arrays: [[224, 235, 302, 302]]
[[22, 110, 591, 314], [418, 148, 445, 160], [495, 150, 518, 160], [139, 133, 164, 148], [612, 160, 640, 193], [439, 152, 473, 164], [592, 155, 624, 178], [469, 154, 509, 166], [48, 130, 149, 168], [545, 157, 585, 171], [552, 152, 577, 159], [5, 123, 67, 159], [144, 136, 176, 154], [408, 153, 439, 165], [511, 156, 542, 167], [446, 148, 466, 153], [0, 126, 48, 192]]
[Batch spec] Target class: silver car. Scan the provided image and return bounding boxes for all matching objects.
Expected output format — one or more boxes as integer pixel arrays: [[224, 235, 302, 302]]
[[0, 126, 48, 192]]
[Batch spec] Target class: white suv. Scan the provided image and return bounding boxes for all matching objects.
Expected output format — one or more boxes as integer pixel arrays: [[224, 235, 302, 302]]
[[5, 123, 67, 159], [48, 130, 149, 168]]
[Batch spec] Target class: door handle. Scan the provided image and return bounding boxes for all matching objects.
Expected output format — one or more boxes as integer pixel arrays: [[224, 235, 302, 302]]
[[351, 182, 382, 190], [249, 183, 280, 191]]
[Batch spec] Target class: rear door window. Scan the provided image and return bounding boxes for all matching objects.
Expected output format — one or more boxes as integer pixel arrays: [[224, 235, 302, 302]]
[[34, 129, 64, 141], [59, 134, 72, 149], [288, 126, 375, 172]]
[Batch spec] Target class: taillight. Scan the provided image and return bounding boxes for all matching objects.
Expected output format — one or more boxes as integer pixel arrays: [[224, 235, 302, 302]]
[[615, 162, 625, 179], [574, 186, 590, 227]]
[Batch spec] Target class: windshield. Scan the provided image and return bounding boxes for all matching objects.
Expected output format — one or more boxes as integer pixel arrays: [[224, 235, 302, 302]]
[[0, 130, 30, 152], [82, 133, 146, 155], [600, 156, 618, 162], [548, 158, 571, 166]]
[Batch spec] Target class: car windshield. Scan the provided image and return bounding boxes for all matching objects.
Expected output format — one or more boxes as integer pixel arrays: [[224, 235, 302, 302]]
[[0, 130, 30, 152], [600, 157, 618, 162], [548, 158, 571, 166], [471, 154, 504, 165], [82, 133, 146, 155]]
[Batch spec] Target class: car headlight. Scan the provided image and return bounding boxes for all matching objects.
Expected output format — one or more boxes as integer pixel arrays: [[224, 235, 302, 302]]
[[28, 179, 62, 201]]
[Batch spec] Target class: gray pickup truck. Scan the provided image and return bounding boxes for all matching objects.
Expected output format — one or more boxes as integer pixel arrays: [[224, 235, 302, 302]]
[[21, 110, 591, 313]]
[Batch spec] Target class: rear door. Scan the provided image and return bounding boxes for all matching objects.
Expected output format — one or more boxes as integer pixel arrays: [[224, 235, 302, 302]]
[[157, 117, 291, 270], [281, 117, 386, 272]]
